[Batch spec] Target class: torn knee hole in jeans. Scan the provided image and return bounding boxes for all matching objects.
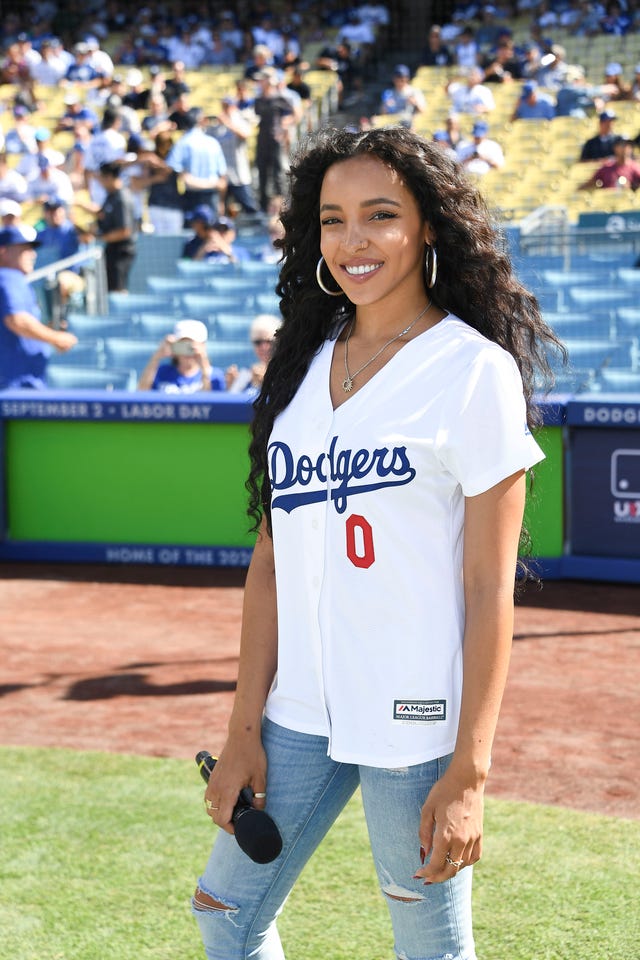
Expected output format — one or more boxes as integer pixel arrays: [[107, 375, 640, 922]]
[[193, 886, 239, 912]]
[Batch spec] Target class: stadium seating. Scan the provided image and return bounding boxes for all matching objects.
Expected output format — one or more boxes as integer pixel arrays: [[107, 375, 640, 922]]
[[47, 365, 136, 390]]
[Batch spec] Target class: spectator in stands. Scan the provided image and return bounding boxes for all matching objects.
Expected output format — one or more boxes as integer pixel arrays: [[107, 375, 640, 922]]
[[431, 128, 460, 162], [27, 155, 75, 206], [163, 61, 191, 108], [165, 108, 227, 221], [245, 43, 276, 81], [447, 67, 495, 114], [85, 35, 114, 82], [579, 135, 640, 190], [0, 223, 77, 390], [202, 30, 237, 67], [168, 92, 202, 132], [315, 39, 361, 109], [601, 62, 632, 102], [600, 1, 631, 34], [510, 81, 555, 120], [481, 35, 523, 83], [63, 41, 104, 89], [444, 113, 469, 152], [631, 64, 640, 101], [84, 106, 127, 208], [0, 199, 23, 227], [335, 8, 376, 69], [378, 64, 426, 127], [93, 161, 137, 292], [420, 24, 454, 67], [457, 120, 505, 174], [226, 313, 281, 395], [141, 132, 183, 236], [454, 26, 478, 69], [137, 318, 225, 393], [476, 5, 505, 48], [254, 68, 296, 212], [55, 93, 100, 135], [0, 152, 28, 203], [580, 110, 618, 161], [182, 207, 250, 264], [207, 98, 261, 216], [554, 66, 598, 117], [29, 37, 67, 86], [287, 66, 313, 125], [36, 198, 85, 316], [4, 105, 37, 156], [16, 128, 64, 181], [142, 93, 175, 138]]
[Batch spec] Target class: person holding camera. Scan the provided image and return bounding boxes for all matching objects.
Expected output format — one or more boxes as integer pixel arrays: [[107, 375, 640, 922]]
[[137, 318, 224, 393]]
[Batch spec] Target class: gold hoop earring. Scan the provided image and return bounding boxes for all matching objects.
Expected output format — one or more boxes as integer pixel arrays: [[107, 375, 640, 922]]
[[425, 245, 438, 288], [316, 256, 343, 296]]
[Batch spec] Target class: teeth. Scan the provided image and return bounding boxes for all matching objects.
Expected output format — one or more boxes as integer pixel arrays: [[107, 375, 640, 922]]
[[345, 263, 380, 276]]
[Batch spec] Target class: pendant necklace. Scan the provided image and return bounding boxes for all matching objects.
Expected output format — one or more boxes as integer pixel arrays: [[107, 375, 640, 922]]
[[342, 300, 432, 393]]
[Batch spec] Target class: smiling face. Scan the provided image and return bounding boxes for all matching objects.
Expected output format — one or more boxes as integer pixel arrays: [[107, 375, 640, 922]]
[[319, 154, 432, 311]]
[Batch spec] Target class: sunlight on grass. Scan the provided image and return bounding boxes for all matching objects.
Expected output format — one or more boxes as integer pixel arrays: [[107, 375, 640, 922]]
[[0, 747, 637, 960]]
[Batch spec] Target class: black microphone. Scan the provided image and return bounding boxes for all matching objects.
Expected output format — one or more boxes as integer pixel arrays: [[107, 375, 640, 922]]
[[196, 750, 283, 864]]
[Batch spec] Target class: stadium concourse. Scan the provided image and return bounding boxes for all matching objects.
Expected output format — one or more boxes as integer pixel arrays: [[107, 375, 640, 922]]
[[0, 563, 638, 821]]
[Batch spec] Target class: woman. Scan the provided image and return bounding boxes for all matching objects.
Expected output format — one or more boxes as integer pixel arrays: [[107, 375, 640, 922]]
[[225, 313, 281, 396], [194, 126, 561, 959]]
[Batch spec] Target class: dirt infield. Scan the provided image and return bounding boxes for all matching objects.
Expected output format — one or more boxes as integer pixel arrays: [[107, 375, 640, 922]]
[[1, 564, 638, 820]]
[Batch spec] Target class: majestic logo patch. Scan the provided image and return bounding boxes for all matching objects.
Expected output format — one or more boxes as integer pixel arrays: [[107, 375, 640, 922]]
[[393, 700, 447, 722]]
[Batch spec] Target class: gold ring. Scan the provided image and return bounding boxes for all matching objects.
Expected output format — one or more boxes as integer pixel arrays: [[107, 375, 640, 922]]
[[253, 792, 267, 799], [205, 799, 220, 810]]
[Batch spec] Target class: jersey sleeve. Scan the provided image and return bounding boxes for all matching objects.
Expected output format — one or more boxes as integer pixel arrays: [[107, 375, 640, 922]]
[[435, 346, 544, 497]]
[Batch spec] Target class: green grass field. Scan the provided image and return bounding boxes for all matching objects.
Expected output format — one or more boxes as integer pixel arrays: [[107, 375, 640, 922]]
[[1, 747, 638, 960]]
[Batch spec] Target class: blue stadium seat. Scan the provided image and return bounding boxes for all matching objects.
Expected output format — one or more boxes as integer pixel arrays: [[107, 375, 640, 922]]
[[181, 293, 243, 318], [208, 275, 270, 298], [567, 287, 636, 309], [146, 275, 207, 294], [52, 339, 104, 367], [542, 312, 612, 340], [616, 268, 640, 286], [104, 337, 159, 373], [214, 312, 254, 340], [255, 292, 281, 313], [176, 259, 239, 277], [548, 368, 599, 394], [66, 313, 133, 339], [135, 313, 196, 339], [599, 368, 640, 392], [238, 260, 280, 279], [108, 293, 167, 314], [47, 365, 136, 390], [208, 340, 255, 368], [617, 307, 640, 330], [559, 337, 638, 371]]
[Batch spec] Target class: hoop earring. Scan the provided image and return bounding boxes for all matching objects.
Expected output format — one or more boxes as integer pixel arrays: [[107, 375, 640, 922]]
[[316, 256, 343, 296], [425, 245, 438, 288]]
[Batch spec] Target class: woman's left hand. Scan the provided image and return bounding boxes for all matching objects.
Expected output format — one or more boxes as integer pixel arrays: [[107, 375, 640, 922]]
[[413, 767, 485, 884]]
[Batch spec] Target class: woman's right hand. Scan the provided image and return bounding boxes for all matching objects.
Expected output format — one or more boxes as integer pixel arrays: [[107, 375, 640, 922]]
[[204, 734, 268, 835]]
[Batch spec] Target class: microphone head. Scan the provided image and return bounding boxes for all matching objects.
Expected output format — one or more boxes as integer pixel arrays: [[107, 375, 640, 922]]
[[233, 807, 283, 864]]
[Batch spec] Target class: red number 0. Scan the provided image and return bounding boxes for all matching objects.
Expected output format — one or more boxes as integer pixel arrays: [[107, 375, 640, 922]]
[[345, 514, 375, 569]]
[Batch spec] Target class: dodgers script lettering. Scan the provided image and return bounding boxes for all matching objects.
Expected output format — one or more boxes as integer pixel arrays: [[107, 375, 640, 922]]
[[268, 435, 416, 514]]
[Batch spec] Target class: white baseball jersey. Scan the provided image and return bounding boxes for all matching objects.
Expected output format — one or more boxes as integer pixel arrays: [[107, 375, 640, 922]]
[[264, 315, 544, 767]]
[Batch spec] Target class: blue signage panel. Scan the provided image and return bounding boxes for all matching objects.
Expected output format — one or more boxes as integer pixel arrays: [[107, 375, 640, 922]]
[[569, 427, 640, 557]]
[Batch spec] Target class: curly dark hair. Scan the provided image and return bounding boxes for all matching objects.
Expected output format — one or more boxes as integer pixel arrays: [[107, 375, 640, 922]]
[[247, 125, 563, 533]]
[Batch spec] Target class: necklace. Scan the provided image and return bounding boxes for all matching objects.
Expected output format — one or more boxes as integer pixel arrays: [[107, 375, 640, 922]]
[[342, 300, 431, 393]]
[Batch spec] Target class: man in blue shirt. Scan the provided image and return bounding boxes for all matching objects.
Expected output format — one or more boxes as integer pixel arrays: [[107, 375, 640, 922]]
[[166, 108, 227, 222], [511, 80, 556, 121], [0, 224, 77, 389]]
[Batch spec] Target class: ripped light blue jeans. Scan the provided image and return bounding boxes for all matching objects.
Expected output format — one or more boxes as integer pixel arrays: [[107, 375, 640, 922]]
[[193, 717, 476, 960]]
